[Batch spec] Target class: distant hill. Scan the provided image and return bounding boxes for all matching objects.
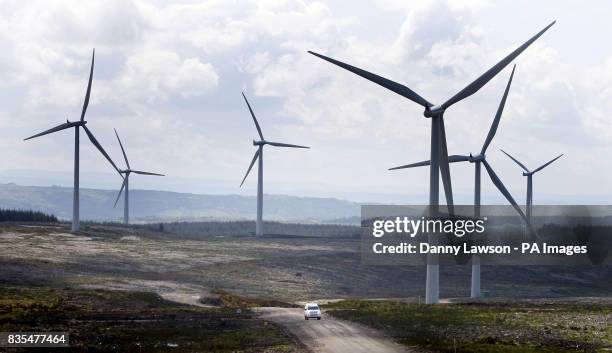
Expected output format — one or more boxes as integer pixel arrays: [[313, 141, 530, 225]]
[[0, 183, 360, 224]]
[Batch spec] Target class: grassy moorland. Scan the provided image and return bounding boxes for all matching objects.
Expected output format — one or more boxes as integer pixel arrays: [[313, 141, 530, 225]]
[[0, 285, 301, 352], [1, 221, 611, 352], [325, 299, 612, 352], [2, 222, 609, 301]]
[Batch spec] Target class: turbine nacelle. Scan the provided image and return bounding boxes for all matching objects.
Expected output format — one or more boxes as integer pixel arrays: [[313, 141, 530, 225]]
[[65, 120, 87, 128], [468, 153, 485, 163], [423, 105, 445, 118], [253, 139, 266, 146]]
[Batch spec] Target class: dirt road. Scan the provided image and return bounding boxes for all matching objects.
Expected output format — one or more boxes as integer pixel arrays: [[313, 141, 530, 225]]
[[257, 307, 410, 353]]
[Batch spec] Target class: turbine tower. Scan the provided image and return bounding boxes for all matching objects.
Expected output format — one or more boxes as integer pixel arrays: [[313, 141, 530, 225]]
[[309, 22, 555, 304], [24, 49, 121, 232], [113, 129, 165, 225], [501, 150, 563, 228], [240, 92, 309, 237], [390, 65, 529, 298]]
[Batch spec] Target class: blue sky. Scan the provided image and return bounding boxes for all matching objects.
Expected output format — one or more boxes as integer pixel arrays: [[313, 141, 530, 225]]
[[0, 0, 611, 204]]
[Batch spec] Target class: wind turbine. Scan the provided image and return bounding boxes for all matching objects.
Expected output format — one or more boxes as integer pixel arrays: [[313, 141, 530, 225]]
[[240, 92, 309, 237], [113, 129, 165, 225], [24, 49, 121, 232], [501, 150, 563, 228], [309, 22, 555, 304], [390, 65, 529, 298]]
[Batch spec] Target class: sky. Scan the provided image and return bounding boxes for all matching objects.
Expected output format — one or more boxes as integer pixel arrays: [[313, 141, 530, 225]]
[[0, 0, 611, 204]]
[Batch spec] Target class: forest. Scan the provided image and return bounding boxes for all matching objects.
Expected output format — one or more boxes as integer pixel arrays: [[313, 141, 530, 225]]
[[0, 208, 58, 222]]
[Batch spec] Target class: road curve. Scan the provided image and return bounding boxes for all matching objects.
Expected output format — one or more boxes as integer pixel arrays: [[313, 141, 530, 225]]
[[256, 307, 411, 353]]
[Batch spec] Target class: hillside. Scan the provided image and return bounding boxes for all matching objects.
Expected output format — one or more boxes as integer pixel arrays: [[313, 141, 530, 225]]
[[0, 183, 360, 223]]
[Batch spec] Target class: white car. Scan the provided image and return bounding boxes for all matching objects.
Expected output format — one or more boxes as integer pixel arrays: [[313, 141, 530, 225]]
[[304, 303, 321, 320]]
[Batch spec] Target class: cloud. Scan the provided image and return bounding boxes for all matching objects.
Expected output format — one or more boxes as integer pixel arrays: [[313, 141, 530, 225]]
[[161, 0, 352, 53], [117, 50, 219, 102], [1, 0, 612, 201]]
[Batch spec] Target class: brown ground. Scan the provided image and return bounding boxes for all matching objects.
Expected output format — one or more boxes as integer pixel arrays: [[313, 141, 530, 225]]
[[1, 222, 611, 352]]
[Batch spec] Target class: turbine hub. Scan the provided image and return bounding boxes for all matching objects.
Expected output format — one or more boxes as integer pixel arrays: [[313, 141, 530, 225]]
[[253, 140, 266, 146], [469, 154, 485, 163], [423, 105, 445, 118]]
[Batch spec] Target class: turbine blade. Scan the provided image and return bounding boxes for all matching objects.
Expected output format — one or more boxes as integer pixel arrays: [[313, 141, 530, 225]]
[[439, 119, 454, 212], [532, 154, 563, 174], [80, 49, 95, 122], [481, 65, 516, 154], [266, 141, 310, 149], [240, 149, 260, 187], [114, 176, 127, 208], [441, 21, 555, 110], [114, 128, 130, 169], [389, 155, 468, 170], [131, 170, 165, 176], [308, 51, 432, 108], [482, 159, 529, 224], [82, 125, 121, 174], [449, 155, 470, 162], [242, 92, 264, 140], [389, 160, 431, 170], [500, 149, 530, 172], [24, 122, 72, 140]]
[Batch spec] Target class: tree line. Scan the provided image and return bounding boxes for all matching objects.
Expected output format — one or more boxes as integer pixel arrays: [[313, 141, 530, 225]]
[[0, 208, 58, 222], [139, 220, 360, 238]]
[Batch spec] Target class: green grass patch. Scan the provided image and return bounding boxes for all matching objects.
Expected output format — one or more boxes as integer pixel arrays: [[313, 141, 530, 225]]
[[326, 299, 611, 352]]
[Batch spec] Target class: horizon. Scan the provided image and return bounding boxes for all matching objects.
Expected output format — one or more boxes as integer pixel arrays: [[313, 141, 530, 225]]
[[0, 168, 607, 206]]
